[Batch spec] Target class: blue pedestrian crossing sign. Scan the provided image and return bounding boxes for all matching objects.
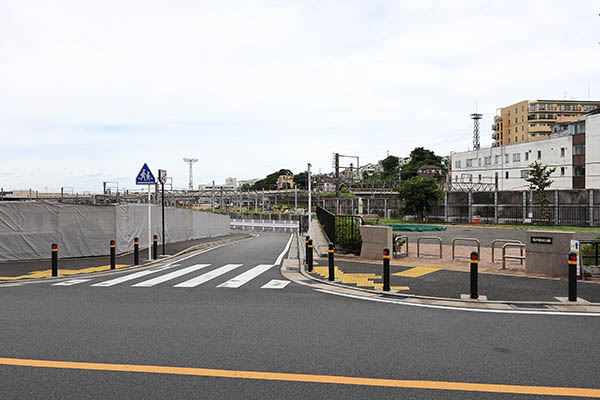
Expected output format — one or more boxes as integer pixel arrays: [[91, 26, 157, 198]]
[[136, 163, 156, 185]]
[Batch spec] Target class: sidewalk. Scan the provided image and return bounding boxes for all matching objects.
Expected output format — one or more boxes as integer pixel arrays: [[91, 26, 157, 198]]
[[308, 258, 600, 303], [0, 233, 250, 280]]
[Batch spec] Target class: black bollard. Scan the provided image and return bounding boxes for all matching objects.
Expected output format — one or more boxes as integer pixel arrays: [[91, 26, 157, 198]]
[[152, 235, 158, 260], [110, 240, 116, 270], [51, 243, 58, 277], [133, 237, 139, 265], [383, 248, 390, 291], [305, 236, 310, 266], [470, 251, 478, 299], [568, 251, 577, 302], [307, 239, 313, 272], [328, 243, 335, 281]]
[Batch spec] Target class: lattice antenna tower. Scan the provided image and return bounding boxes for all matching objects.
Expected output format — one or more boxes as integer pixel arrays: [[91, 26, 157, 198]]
[[183, 158, 198, 190], [470, 112, 483, 150]]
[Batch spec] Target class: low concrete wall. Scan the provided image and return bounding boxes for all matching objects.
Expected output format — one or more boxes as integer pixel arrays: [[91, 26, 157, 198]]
[[359, 225, 392, 260], [526, 230, 574, 277]]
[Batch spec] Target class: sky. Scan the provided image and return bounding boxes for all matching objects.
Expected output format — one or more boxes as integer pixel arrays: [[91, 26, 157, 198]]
[[1, 0, 599, 193]]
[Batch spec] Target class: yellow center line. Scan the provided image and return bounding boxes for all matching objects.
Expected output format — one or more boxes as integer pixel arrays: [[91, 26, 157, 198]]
[[0, 357, 598, 397]]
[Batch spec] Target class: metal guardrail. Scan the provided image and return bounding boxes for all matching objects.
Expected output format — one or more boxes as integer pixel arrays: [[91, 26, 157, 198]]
[[394, 235, 408, 257], [230, 219, 299, 232], [491, 239, 524, 263], [451, 238, 481, 260], [416, 236, 442, 259], [501, 243, 526, 270]]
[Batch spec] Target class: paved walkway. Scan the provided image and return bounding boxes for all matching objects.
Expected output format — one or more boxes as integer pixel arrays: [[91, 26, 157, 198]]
[[0, 233, 250, 280], [308, 258, 600, 303]]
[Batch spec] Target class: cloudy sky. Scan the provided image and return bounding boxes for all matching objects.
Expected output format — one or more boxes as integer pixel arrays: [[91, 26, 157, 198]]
[[1, 1, 599, 193]]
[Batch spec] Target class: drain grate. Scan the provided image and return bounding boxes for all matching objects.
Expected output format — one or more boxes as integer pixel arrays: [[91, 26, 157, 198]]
[[511, 303, 552, 309]]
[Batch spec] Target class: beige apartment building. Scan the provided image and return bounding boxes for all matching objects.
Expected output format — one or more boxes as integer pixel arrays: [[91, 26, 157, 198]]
[[492, 99, 600, 146]]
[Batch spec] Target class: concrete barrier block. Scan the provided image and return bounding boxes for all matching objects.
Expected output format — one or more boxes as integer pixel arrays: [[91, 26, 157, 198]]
[[359, 225, 393, 260]]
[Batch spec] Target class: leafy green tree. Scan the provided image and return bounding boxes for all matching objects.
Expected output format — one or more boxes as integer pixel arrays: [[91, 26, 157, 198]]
[[380, 155, 399, 180], [294, 171, 308, 190], [251, 169, 293, 190], [397, 176, 444, 221], [400, 147, 444, 181], [241, 183, 252, 191], [524, 161, 556, 225]]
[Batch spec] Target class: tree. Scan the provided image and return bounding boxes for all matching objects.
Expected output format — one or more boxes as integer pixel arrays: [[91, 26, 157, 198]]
[[397, 177, 444, 221], [241, 183, 252, 191], [380, 155, 399, 180], [294, 171, 308, 190], [251, 169, 293, 190], [400, 147, 444, 181], [524, 161, 556, 225]]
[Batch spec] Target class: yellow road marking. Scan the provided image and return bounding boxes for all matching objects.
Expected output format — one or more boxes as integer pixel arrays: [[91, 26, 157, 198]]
[[0, 265, 129, 280], [0, 357, 598, 397], [312, 267, 409, 290], [393, 267, 441, 278]]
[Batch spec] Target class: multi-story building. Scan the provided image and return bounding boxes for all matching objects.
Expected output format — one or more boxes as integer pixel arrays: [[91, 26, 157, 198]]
[[492, 99, 600, 146], [451, 110, 600, 190], [225, 177, 238, 187]]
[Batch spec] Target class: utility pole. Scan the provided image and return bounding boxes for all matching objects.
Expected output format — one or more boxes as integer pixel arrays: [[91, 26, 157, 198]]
[[335, 153, 340, 197], [308, 163, 312, 233], [294, 185, 298, 210], [212, 180, 215, 212]]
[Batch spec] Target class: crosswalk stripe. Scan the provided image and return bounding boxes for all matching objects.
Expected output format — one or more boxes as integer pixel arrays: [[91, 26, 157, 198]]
[[132, 264, 211, 287], [261, 279, 290, 289], [216, 264, 274, 288], [53, 279, 92, 286], [91, 264, 179, 287], [174, 264, 243, 288]]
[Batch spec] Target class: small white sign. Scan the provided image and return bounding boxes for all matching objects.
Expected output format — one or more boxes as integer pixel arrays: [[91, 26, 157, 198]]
[[570, 240, 582, 277]]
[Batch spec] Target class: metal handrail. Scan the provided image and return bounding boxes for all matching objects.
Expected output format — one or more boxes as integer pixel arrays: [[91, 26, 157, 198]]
[[501, 243, 526, 270], [492, 239, 523, 263], [394, 235, 408, 257], [451, 238, 481, 260], [417, 236, 442, 259]]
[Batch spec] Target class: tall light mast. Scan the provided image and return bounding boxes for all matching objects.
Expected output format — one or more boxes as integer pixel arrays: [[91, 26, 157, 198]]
[[183, 158, 198, 190]]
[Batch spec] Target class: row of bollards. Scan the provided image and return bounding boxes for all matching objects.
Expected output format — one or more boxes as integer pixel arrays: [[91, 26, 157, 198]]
[[49, 236, 157, 276], [304, 241, 580, 302]]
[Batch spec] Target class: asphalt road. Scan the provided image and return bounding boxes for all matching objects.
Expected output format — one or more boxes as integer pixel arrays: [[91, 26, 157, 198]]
[[1, 231, 599, 399]]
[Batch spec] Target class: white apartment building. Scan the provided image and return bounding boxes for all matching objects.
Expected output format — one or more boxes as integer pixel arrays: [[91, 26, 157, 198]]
[[450, 111, 600, 190]]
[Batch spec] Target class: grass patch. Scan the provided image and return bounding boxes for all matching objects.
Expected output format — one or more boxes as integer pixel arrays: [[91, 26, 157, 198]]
[[377, 219, 600, 231]]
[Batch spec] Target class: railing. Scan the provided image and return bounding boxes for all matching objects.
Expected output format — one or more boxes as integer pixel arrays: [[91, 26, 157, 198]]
[[502, 243, 526, 270], [394, 235, 408, 257], [316, 205, 364, 255], [416, 236, 442, 259], [491, 239, 524, 263], [421, 204, 600, 228], [579, 239, 600, 266], [451, 238, 480, 260]]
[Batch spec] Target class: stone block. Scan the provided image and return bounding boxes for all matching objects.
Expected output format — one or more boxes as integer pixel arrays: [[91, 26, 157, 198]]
[[526, 230, 574, 277], [359, 225, 393, 260]]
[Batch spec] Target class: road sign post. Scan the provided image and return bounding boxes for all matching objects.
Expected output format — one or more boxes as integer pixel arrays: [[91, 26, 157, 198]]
[[136, 163, 156, 262], [158, 169, 167, 256]]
